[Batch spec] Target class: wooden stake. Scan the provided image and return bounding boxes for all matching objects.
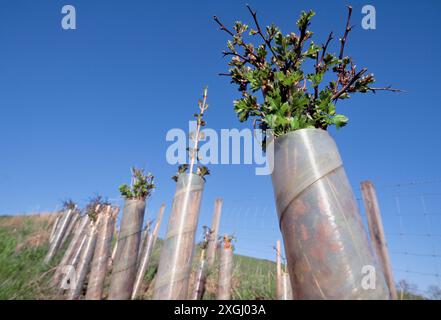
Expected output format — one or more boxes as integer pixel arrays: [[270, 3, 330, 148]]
[[131, 204, 165, 300], [207, 198, 223, 267], [191, 249, 208, 300], [275, 240, 282, 300], [361, 180, 398, 300]]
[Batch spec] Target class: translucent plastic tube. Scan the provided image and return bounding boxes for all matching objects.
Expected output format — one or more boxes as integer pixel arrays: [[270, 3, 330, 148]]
[[86, 206, 117, 300], [281, 272, 293, 300], [52, 214, 89, 288], [68, 221, 98, 300], [153, 173, 204, 300], [44, 209, 74, 264], [132, 205, 164, 300], [108, 200, 145, 300], [271, 129, 389, 299], [216, 247, 233, 300]]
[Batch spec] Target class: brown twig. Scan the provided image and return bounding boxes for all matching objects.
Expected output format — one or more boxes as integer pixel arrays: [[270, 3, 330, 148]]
[[246, 4, 278, 59], [213, 16, 235, 37], [222, 50, 252, 64], [332, 68, 367, 100], [320, 32, 334, 65], [367, 87, 405, 93], [339, 6, 353, 60]]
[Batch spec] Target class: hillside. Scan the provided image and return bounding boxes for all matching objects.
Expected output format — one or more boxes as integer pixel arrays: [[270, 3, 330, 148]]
[[0, 214, 276, 300]]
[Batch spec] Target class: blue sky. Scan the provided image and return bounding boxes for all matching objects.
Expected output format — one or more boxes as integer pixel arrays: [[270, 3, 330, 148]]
[[1, 0, 441, 293]]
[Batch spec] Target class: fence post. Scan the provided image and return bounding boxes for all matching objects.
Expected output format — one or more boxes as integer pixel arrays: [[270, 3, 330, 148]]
[[275, 240, 282, 300], [206, 198, 223, 267], [361, 180, 398, 300], [131, 204, 165, 300]]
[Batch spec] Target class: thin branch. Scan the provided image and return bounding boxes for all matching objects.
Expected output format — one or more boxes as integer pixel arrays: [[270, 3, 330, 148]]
[[213, 16, 235, 37], [189, 88, 209, 175], [246, 4, 278, 59], [367, 87, 405, 94], [332, 68, 367, 100], [320, 32, 334, 65], [222, 50, 252, 64], [339, 6, 353, 60]]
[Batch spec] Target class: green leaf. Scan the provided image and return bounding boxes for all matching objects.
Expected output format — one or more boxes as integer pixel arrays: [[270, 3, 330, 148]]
[[332, 114, 349, 128]]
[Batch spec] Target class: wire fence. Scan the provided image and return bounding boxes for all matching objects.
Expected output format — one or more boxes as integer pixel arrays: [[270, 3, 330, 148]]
[[205, 179, 441, 300], [356, 180, 441, 299], [7, 179, 441, 299]]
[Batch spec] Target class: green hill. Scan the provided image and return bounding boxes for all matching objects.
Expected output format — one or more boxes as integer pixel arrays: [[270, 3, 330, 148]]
[[0, 214, 276, 300]]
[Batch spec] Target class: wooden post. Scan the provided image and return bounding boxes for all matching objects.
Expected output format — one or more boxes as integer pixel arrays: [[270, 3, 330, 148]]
[[131, 204, 165, 300], [206, 198, 223, 267], [137, 220, 153, 265], [275, 240, 282, 300], [191, 226, 212, 300], [361, 180, 398, 300], [191, 250, 208, 300]]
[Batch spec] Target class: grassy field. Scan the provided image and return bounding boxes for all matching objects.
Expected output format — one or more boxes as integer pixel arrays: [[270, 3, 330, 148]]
[[0, 214, 426, 300]]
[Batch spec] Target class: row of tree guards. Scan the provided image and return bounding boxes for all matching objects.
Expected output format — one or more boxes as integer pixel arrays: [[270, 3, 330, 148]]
[[44, 88, 397, 300], [45, 89, 239, 300], [45, 194, 236, 300]]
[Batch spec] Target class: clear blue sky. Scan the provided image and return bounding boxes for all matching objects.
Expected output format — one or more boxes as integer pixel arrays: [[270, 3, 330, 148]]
[[1, 0, 440, 294]]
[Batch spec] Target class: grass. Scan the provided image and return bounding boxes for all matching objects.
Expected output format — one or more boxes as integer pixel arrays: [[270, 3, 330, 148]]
[[0, 214, 55, 299]]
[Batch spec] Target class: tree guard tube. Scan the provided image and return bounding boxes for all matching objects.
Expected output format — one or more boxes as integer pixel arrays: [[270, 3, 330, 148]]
[[86, 206, 117, 300], [53, 214, 89, 288], [271, 128, 389, 299], [44, 209, 75, 264], [281, 272, 293, 300], [153, 173, 204, 300], [68, 221, 99, 300], [60, 211, 79, 249], [108, 199, 145, 300], [216, 247, 233, 300]]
